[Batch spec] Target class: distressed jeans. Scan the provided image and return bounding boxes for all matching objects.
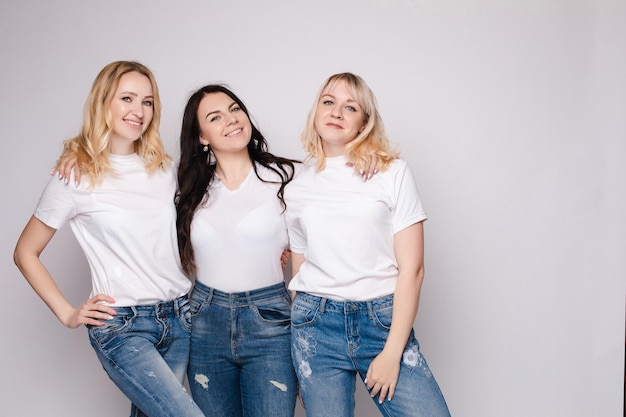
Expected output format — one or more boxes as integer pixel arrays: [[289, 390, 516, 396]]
[[87, 294, 204, 417], [291, 292, 451, 417], [188, 281, 297, 417]]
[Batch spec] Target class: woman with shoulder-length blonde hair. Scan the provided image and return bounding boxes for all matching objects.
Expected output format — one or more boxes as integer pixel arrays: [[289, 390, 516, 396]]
[[14, 60, 204, 417], [300, 72, 398, 172], [286, 72, 451, 417]]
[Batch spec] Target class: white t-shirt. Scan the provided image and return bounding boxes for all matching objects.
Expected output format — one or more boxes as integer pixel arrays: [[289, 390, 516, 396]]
[[34, 153, 191, 306], [191, 164, 289, 293], [285, 156, 426, 301]]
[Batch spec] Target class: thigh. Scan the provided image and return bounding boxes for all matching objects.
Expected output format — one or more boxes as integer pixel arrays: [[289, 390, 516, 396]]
[[88, 316, 203, 417], [375, 337, 450, 417], [239, 298, 297, 417], [291, 296, 356, 417], [355, 305, 451, 417], [188, 301, 243, 417]]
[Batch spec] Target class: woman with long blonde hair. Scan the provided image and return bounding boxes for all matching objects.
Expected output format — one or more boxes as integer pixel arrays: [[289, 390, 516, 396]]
[[14, 61, 204, 417]]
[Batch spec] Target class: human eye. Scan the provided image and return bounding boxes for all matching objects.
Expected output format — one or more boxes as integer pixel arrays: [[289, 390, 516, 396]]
[[231, 106, 241, 112], [143, 100, 154, 107], [210, 115, 221, 122], [121, 96, 132, 103], [322, 100, 334, 106], [346, 105, 357, 112]]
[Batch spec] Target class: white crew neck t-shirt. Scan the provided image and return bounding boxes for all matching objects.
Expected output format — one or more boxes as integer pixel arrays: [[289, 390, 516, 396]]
[[34, 153, 191, 306], [285, 156, 426, 301]]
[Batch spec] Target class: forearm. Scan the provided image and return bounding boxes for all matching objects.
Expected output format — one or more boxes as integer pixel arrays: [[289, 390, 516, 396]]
[[384, 221, 425, 357], [384, 267, 423, 357], [15, 252, 74, 325]]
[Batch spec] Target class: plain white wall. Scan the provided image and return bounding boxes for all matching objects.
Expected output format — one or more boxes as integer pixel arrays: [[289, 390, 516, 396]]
[[1, 1, 624, 416]]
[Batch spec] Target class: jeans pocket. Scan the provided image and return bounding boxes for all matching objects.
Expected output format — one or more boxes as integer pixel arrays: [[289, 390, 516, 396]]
[[372, 304, 394, 330], [254, 296, 292, 324], [290, 302, 318, 328], [178, 298, 193, 333], [88, 315, 133, 345]]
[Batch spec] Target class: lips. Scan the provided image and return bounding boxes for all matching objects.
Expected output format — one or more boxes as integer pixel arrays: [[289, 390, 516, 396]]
[[226, 128, 243, 137], [325, 123, 342, 129], [124, 119, 142, 128]]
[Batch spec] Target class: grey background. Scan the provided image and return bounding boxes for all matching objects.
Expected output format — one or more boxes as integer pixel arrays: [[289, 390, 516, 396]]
[[1, 1, 624, 416]]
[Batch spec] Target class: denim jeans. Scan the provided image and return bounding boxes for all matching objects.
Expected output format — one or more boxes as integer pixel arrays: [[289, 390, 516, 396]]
[[188, 281, 297, 417], [87, 295, 204, 417], [291, 292, 451, 417]]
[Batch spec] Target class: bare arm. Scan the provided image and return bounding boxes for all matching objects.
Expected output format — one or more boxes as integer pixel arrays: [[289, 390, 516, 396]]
[[365, 221, 425, 403], [14, 216, 116, 328], [290, 252, 305, 300]]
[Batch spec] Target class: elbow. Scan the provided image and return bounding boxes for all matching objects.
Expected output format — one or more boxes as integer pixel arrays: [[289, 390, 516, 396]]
[[13, 245, 24, 272]]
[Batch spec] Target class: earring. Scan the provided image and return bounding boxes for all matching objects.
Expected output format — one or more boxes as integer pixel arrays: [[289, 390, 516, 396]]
[[203, 145, 209, 152]]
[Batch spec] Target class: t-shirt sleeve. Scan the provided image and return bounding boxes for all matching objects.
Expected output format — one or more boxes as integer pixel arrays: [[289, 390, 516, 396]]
[[34, 175, 76, 230], [391, 161, 427, 234]]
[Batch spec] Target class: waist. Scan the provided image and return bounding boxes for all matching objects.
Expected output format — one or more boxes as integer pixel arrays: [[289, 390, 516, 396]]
[[293, 291, 394, 313], [192, 281, 288, 307], [110, 294, 189, 318]]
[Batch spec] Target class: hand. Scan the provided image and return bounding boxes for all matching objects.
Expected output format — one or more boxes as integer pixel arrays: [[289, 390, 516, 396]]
[[365, 349, 400, 404], [51, 154, 80, 185], [280, 249, 292, 270], [64, 294, 116, 328], [345, 153, 380, 181]]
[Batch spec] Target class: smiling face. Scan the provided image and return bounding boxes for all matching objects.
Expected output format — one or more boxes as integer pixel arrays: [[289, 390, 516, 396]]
[[313, 79, 366, 157], [196, 92, 252, 156], [108, 71, 154, 154]]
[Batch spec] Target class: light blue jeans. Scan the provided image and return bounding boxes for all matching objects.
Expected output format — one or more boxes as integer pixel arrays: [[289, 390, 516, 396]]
[[188, 281, 297, 417], [291, 292, 451, 417], [87, 295, 204, 417]]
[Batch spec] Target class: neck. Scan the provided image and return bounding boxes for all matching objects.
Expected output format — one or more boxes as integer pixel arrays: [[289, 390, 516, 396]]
[[214, 152, 253, 189]]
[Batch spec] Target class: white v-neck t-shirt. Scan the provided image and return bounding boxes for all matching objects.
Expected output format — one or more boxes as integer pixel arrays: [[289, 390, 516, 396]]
[[191, 164, 289, 293]]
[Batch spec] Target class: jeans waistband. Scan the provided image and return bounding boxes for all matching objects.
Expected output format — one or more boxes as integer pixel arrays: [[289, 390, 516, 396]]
[[111, 294, 189, 318], [193, 281, 288, 307], [294, 292, 394, 314]]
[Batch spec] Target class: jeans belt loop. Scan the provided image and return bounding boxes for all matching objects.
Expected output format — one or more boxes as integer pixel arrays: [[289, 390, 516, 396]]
[[319, 296, 327, 314], [366, 300, 374, 319]]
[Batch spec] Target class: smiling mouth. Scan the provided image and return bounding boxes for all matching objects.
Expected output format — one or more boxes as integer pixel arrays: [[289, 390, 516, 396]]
[[226, 128, 242, 136], [124, 119, 142, 127]]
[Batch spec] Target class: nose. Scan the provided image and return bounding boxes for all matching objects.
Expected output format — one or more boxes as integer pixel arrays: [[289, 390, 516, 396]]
[[227, 112, 237, 125], [331, 107, 343, 119], [132, 102, 144, 118]]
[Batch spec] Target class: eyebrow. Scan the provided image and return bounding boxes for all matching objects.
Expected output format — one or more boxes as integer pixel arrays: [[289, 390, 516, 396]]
[[321, 93, 358, 103], [118, 91, 154, 100], [204, 100, 238, 119]]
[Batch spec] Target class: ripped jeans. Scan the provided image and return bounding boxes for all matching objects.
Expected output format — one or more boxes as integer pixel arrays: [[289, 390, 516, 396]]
[[291, 292, 451, 417], [87, 295, 204, 417], [188, 281, 297, 417]]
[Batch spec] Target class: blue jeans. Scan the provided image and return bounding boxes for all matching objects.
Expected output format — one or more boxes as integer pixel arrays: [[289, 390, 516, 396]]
[[291, 292, 451, 417], [188, 281, 297, 417], [87, 295, 204, 417]]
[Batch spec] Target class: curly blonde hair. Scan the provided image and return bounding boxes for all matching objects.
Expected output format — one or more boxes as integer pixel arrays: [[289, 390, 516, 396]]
[[57, 61, 170, 186], [301, 72, 398, 172]]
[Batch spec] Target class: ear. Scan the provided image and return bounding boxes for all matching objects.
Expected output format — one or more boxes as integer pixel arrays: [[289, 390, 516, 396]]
[[358, 125, 365, 133], [198, 136, 209, 146]]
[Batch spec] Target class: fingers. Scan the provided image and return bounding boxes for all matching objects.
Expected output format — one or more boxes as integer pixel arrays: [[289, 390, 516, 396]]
[[52, 156, 81, 186], [73, 294, 116, 327], [344, 154, 380, 182]]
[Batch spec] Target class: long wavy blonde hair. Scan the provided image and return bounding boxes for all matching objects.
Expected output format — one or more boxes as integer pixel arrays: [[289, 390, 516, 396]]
[[301, 72, 398, 172], [58, 61, 170, 186]]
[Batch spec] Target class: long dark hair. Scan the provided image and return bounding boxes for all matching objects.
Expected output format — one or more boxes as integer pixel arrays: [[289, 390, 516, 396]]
[[175, 84, 299, 276]]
